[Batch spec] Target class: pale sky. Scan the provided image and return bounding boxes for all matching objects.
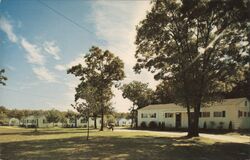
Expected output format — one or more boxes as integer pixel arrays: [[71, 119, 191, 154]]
[[0, 0, 159, 112]]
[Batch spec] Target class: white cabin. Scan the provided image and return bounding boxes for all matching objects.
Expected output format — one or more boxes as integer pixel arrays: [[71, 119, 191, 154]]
[[116, 118, 132, 126], [9, 118, 20, 126], [138, 98, 250, 130]]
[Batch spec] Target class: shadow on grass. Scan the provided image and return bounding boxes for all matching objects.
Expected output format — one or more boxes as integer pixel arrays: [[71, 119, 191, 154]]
[[0, 128, 96, 136], [1, 133, 249, 160]]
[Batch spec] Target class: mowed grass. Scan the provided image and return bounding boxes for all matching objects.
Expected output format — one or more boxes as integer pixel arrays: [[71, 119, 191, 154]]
[[0, 127, 249, 160]]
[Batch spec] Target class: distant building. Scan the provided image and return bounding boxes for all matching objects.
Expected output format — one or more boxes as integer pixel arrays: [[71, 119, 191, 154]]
[[9, 118, 20, 126], [22, 115, 48, 128], [21, 116, 63, 128], [138, 98, 250, 130], [66, 117, 102, 128], [116, 118, 132, 126]]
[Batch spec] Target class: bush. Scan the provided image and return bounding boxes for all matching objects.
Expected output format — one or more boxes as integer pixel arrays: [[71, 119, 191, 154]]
[[228, 121, 233, 131], [158, 122, 162, 129], [218, 122, 224, 129], [148, 121, 158, 129], [140, 121, 147, 129], [203, 121, 207, 129], [161, 122, 165, 130], [210, 121, 215, 129]]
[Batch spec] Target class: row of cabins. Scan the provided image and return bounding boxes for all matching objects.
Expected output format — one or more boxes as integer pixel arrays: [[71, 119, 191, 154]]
[[138, 98, 250, 130], [9, 116, 132, 128]]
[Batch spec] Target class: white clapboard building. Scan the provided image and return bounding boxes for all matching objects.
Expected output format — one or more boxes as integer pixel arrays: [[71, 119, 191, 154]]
[[138, 98, 250, 130]]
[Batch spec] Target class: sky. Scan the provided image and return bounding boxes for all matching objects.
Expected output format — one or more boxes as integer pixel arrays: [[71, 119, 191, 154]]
[[0, 0, 159, 112]]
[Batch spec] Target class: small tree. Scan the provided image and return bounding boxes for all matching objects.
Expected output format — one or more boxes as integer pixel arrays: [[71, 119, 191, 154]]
[[121, 81, 154, 127], [68, 46, 125, 131], [45, 109, 61, 127]]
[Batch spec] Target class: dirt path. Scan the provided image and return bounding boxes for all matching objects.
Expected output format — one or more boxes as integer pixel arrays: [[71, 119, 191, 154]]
[[116, 128, 250, 144]]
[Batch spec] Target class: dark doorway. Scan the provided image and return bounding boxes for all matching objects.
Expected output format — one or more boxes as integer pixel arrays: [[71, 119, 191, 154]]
[[175, 113, 181, 128]]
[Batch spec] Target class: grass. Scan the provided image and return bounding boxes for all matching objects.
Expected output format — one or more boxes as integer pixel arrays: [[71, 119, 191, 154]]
[[0, 127, 249, 160]]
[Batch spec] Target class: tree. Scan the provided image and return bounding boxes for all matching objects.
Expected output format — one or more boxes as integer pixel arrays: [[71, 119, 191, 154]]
[[7, 109, 24, 120], [68, 46, 125, 131], [134, 0, 249, 137], [45, 109, 61, 127], [0, 110, 8, 125], [224, 70, 250, 99], [121, 81, 154, 127], [0, 69, 7, 86], [65, 110, 78, 127], [74, 81, 102, 129], [153, 81, 174, 104]]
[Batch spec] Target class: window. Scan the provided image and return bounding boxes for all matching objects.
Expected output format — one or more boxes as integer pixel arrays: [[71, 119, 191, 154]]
[[43, 119, 46, 123], [214, 111, 226, 117], [149, 113, 156, 118], [165, 113, 173, 118], [238, 111, 243, 117], [200, 112, 210, 118], [141, 113, 148, 118], [244, 112, 247, 117], [248, 112, 250, 117], [245, 101, 248, 106]]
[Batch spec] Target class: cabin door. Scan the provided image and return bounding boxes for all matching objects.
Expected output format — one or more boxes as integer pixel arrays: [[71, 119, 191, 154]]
[[175, 113, 181, 128]]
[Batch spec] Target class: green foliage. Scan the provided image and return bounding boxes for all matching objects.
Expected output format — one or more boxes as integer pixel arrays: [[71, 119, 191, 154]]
[[225, 71, 250, 99], [140, 121, 147, 129], [45, 109, 62, 124], [153, 81, 174, 104], [134, 0, 249, 136], [113, 112, 131, 120], [0, 69, 7, 86], [121, 81, 154, 109], [148, 121, 158, 129], [228, 121, 233, 131], [0, 112, 9, 125], [203, 122, 207, 130], [67, 46, 125, 130], [105, 114, 115, 124]]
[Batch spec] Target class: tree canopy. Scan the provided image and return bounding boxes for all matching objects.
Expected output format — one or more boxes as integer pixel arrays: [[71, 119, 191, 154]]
[[121, 81, 154, 109], [67, 46, 125, 131], [134, 0, 249, 137]]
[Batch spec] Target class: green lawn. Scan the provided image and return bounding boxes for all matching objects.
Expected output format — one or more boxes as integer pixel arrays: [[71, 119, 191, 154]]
[[0, 127, 249, 160]]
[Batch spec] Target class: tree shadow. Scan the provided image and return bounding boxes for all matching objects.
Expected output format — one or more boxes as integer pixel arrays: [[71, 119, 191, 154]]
[[0, 128, 96, 136], [1, 133, 249, 160]]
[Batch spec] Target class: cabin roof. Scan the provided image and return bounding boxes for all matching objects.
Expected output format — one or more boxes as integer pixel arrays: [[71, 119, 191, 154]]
[[138, 98, 247, 111]]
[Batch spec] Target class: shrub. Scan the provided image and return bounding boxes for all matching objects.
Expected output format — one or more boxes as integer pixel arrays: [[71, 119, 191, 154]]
[[218, 122, 224, 129], [158, 122, 162, 129], [148, 121, 158, 129], [161, 122, 165, 130], [203, 121, 207, 129], [140, 121, 147, 129], [228, 121, 233, 131], [210, 121, 215, 129]]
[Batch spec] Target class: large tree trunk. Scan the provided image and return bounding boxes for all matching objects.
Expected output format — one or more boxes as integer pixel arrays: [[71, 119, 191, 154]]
[[187, 105, 193, 137], [187, 103, 201, 137]]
